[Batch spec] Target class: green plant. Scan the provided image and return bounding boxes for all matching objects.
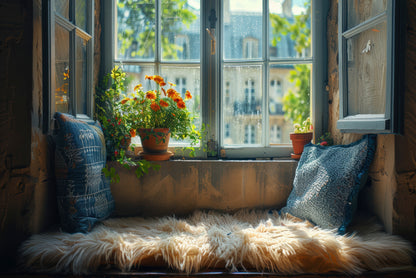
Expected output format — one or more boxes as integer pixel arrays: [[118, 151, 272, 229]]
[[121, 74, 200, 145], [96, 66, 159, 182], [316, 132, 333, 146], [293, 117, 313, 134]]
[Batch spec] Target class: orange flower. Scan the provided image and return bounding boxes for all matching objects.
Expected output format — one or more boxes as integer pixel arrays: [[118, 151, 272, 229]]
[[150, 102, 161, 111], [120, 97, 130, 104], [168, 82, 176, 87], [177, 100, 186, 109], [185, 90, 192, 100], [159, 99, 169, 107], [146, 91, 156, 100], [173, 95, 182, 103], [145, 75, 154, 80], [167, 88, 177, 98], [153, 75, 164, 85], [130, 128, 136, 138], [159, 81, 166, 87], [134, 84, 142, 92]]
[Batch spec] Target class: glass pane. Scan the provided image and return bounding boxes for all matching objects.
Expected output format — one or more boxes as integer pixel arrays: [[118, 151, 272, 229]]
[[223, 65, 262, 146], [347, 22, 387, 115], [269, 0, 311, 58], [55, 24, 70, 113], [75, 0, 88, 31], [269, 64, 311, 144], [76, 36, 88, 114], [116, 0, 156, 59], [347, 0, 387, 29], [161, 66, 201, 144], [223, 0, 263, 60], [161, 0, 200, 61], [55, 0, 69, 19]]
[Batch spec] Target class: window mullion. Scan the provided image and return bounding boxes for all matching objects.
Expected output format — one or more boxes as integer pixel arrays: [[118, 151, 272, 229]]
[[70, 29, 76, 116], [262, 0, 269, 147], [156, 0, 161, 70]]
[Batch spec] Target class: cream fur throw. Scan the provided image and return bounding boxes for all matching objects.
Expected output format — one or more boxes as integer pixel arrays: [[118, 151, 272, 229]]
[[19, 210, 414, 275]]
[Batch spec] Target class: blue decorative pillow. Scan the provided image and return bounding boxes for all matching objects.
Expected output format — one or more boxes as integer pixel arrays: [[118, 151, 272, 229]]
[[280, 134, 376, 234], [54, 112, 114, 233]]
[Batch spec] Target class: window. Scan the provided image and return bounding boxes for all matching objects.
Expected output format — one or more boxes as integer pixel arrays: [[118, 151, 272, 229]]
[[109, 0, 328, 158], [338, 0, 404, 133], [44, 0, 94, 130]]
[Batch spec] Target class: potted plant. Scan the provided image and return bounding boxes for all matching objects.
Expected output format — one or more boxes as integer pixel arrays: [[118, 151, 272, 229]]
[[121, 74, 200, 161], [95, 66, 160, 182], [290, 117, 313, 160]]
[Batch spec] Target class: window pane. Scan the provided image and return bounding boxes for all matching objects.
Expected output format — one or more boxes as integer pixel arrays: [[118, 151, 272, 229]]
[[223, 0, 263, 60], [76, 36, 88, 114], [347, 22, 387, 115], [55, 24, 70, 113], [269, 64, 311, 144], [55, 0, 69, 19], [223, 65, 262, 146], [161, 0, 200, 61], [269, 0, 311, 59], [347, 0, 387, 29], [75, 0, 88, 31], [116, 0, 156, 59], [161, 66, 201, 144]]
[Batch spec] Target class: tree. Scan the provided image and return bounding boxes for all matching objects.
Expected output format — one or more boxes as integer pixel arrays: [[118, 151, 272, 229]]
[[117, 0, 197, 60], [270, 1, 311, 125]]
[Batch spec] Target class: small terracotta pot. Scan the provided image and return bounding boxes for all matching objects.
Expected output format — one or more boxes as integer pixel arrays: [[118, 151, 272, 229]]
[[137, 128, 173, 161], [290, 132, 313, 160]]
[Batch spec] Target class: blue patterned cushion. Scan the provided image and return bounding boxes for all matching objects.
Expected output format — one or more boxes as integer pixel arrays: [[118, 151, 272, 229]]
[[280, 134, 376, 234], [54, 112, 114, 233]]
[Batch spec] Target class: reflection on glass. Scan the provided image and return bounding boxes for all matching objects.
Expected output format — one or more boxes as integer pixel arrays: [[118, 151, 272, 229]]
[[76, 36, 87, 114], [161, 0, 200, 61], [55, 24, 70, 113], [347, 0, 387, 29], [269, 0, 311, 59], [223, 0, 263, 60], [75, 0, 88, 31], [269, 64, 311, 144], [116, 0, 156, 59], [55, 0, 69, 19], [223, 65, 262, 146], [347, 23, 386, 115]]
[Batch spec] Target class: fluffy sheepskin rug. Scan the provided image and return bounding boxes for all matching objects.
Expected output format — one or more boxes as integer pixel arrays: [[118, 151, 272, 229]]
[[19, 210, 414, 275]]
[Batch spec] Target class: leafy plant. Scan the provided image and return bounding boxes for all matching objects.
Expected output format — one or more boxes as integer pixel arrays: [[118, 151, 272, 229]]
[[316, 132, 333, 146], [95, 66, 159, 182], [121, 74, 201, 145], [293, 117, 313, 134]]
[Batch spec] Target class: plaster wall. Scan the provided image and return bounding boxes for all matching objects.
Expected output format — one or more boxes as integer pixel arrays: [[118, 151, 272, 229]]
[[110, 160, 297, 217]]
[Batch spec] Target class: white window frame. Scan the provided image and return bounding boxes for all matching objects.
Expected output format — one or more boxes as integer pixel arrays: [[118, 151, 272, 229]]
[[104, 0, 329, 159], [337, 0, 404, 133]]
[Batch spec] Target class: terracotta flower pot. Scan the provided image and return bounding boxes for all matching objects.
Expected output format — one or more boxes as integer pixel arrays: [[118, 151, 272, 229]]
[[290, 132, 313, 160], [137, 128, 173, 161]]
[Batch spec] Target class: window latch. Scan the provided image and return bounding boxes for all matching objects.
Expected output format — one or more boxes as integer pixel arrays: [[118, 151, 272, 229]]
[[206, 9, 217, 55]]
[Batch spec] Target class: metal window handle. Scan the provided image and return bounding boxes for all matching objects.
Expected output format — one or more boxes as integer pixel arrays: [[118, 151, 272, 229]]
[[206, 28, 216, 55], [207, 9, 217, 55]]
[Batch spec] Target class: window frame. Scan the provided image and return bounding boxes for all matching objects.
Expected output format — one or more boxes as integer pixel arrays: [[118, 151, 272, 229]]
[[43, 0, 94, 132], [337, 0, 404, 134], [106, 0, 329, 159]]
